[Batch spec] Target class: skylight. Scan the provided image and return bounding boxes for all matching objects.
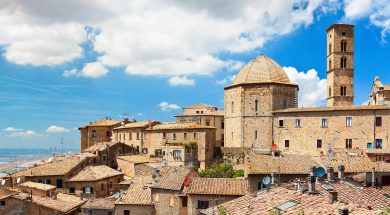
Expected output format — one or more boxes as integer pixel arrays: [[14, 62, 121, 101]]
[[274, 200, 299, 211]]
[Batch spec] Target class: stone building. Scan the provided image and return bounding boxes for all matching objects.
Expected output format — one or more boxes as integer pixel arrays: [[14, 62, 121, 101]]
[[81, 198, 116, 215], [116, 155, 152, 178], [145, 122, 216, 169], [176, 104, 225, 147], [369, 76, 390, 105], [112, 120, 160, 153], [224, 54, 298, 148], [67, 165, 124, 198], [115, 184, 155, 215], [185, 178, 246, 215], [79, 118, 121, 151]]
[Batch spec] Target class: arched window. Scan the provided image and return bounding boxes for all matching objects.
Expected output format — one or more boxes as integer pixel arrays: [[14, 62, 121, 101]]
[[328, 43, 332, 55], [329, 59, 332, 70], [340, 57, 347, 68], [329, 87, 332, 97], [255, 100, 259, 112], [231, 102, 234, 113], [255, 130, 258, 140], [341, 40, 347, 52], [340, 86, 347, 96]]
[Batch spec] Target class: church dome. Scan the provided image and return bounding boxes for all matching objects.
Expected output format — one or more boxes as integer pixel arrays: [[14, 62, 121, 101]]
[[232, 54, 291, 86]]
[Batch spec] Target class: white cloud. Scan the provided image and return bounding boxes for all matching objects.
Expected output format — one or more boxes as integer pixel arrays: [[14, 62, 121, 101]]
[[158, 102, 181, 111], [168, 76, 195, 86], [343, 0, 390, 40], [284, 66, 327, 107], [0, 0, 335, 79], [215, 75, 236, 86], [46, 125, 70, 133], [2, 127, 24, 132], [9, 130, 40, 137], [62, 62, 109, 79]]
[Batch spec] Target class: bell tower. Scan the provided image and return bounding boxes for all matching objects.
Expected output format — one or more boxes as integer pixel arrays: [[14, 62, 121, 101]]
[[326, 24, 355, 107]]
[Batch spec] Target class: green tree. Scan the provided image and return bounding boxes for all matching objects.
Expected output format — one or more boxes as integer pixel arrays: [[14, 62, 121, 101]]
[[199, 162, 244, 178]]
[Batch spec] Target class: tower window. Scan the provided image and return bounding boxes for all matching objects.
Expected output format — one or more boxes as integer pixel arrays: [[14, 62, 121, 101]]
[[255, 99, 259, 112], [255, 130, 258, 140], [328, 43, 332, 55], [329, 87, 332, 97], [345, 139, 352, 149], [329, 59, 332, 70], [278, 119, 284, 127], [346, 117, 352, 127], [341, 40, 347, 52], [231, 102, 234, 113], [340, 86, 347, 96], [340, 57, 347, 68]]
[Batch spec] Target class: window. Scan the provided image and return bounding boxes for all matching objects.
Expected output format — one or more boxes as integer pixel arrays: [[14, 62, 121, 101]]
[[340, 57, 347, 68], [124, 210, 130, 215], [173, 133, 177, 140], [255, 131, 258, 140], [0, 201, 5, 206], [231, 102, 234, 113], [163, 132, 167, 139], [197, 200, 209, 209], [92, 130, 97, 138], [144, 132, 147, 140], [106, 131, 111, 137], [118, 147, 123, 155], [196, 111, 200, 114], [329, 59, 332, 70], [108, 212, 113, 215], [278, 119, 284, 127], [231, 132, 234, 140], [329, 87, 332, 97], [285, 140, 290, 148], [136, 132, 140, 140], [221, 122, 224, 129], [376, 139, 383, 149], [321, 119, 328, 127], [154, 194, 160, 202], [341, 86, 347, 96], [346, 117, 352, 127], [184, 133, 187, 139], [102, 155, 107, 162], [193, 132, 197, 139], [317, 139, 322, 148], [119, 134, 121, 141], [110, 181, 113, 188], [56, 179, 63, 188], [367, 143, 373, 149], [123, 133, 126, 140], [206, 121, 210, 126], [69, 187, 75, 194], [295, 119, 301, 127], [345, 139, 352, 149], [181, 196, 188, 207], [40, 179, 51, 185], [221, 134, 224, 147], [84, 187, 93, 194], [173, 150, 182, 158], [341, 40, 347, 52], [255, 99, 259, 112], [129, 132, 132, 140], [169, 197, 175, 207], [328, 43, 332, 54], [101, 184, 104, 190], [376, 117, 382, 126]]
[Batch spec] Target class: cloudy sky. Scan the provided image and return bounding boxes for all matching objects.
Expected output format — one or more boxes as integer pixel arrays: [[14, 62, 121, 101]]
[[1, 0, 389, 149]]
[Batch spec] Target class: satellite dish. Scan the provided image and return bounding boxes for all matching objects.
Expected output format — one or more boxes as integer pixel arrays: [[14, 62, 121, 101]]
[[0, 180, 5, 186], [262, 176, 271, 185], [114, 192, 121, 199], [16, 177, 21, 184], [314, 167, 326, 177]]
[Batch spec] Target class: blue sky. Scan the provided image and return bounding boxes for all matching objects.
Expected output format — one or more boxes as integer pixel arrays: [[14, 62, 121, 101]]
[[0, 0, 389, 149]]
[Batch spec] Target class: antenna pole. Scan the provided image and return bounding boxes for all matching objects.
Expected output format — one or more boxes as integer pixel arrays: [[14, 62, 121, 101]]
[[60, 138, 64, 154]]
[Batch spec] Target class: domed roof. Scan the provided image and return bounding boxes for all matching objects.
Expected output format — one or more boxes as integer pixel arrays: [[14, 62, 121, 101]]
[[232, 54, 291, 86]]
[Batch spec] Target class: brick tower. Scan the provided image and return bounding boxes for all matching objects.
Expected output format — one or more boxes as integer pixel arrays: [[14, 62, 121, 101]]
[[326, 24, 355, 107]]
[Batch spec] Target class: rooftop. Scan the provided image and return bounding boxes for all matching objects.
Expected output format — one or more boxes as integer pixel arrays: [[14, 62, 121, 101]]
[[79, 118, 120, 128], [117, 155, 150, 164], [187, 178, 246, 196], [176, 109, 224, 117], [146, 122, 215, 130], [68, 165, 123, 182], [183, 104, 216, 109], [231, 54, 292, 87], [84, 141, 121, 152], [113, 120, 159, 129], [116, 184, 153, 205], [273, 104, 390, 113], [19, 181, 56, 191], [150, 166, 192, 191], [81, 198, 116, 210], [315, 149, 373, 173]]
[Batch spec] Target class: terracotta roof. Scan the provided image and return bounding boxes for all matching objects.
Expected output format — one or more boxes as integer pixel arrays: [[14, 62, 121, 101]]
[[116, 184, 153, 205], [79, 119, 120, 128], [150, 166, 192, 191], [12, 155, 86, 177], [146, 122, 215, 130], [20, 181, 56, 191], [383, 85, 390, 91], [202, 186, 373, 215], [232, 54, 291, 86], [12, 191, 86, 213], [84, 141, 120, 152], [315, 149, 373, 173], [273, 105, 390, 113], [183, 104, 216, 109], [372, 161, 390, 172], [245, 154, 320, 175], [113, 120, 159, 129], [81, 198, 115, 209], [187, 178, 246, 196], [68, 165, 123, 182], [176, 109, 224, 117], [117, 155, 150, 164]]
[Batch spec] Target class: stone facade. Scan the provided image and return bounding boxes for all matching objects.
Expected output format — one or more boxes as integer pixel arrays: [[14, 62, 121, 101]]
[[327, 24, 355, 107], [187, 194, 240, 215], [151, 189, 185, 215], [67, 175, 123, 198], [79, 119, 121, 151], [273, 107, 390, 159], [224, 83, 298, 148], [115, 204, 155, 215], [369, 76, 390, 105]]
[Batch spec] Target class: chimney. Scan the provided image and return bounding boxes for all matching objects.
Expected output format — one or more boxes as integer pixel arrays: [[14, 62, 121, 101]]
[[338, 165, 345, 179], [327, 167, 334, 181], [271, 172, 277, 184], [338, 206, 349, 215], [328, 191, 338, 203], [80, 192, 84, 201], [124, 117, 129, 124], [310, 166, 316, 176], [296, 179, 302, 192], [371, 167, 375, 187], [53, 192, 58, 200], [307, 176, 316, 194]]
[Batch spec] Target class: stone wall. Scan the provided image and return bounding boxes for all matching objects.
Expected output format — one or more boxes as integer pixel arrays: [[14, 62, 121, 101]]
[[80, 126, 112, 151], [115, 204, 155, 215]]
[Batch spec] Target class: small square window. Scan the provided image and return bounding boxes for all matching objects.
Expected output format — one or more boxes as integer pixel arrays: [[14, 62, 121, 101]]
[[367, 143, 372, 149], [321, 119, 328, 127], [345, 139, 352, 149], [1, 201, 5, 206], [69, 187, 75, 194], [295, 119, 301, 127], [346, 117, 352, 127], [317, 139, 322, 148], [376, 117, 382, 126], [285, 140, 290, 148], [278, 119, 284, 127], [197, 200, 209, 209]]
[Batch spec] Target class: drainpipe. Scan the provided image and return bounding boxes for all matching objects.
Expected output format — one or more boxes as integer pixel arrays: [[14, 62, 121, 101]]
[[371, 167, 376, 187]]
